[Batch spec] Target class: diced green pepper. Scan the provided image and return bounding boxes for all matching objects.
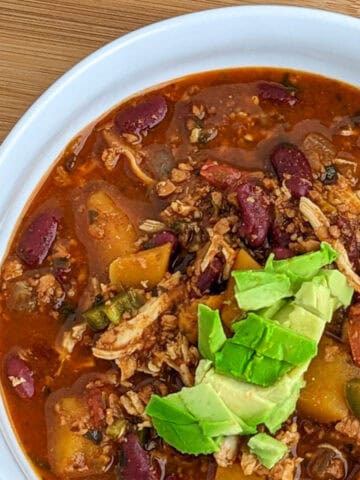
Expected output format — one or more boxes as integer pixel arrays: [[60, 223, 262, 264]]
[[82, 306, 109, 331], [346, 378, 360, 419], [83, 289, 144, 330]]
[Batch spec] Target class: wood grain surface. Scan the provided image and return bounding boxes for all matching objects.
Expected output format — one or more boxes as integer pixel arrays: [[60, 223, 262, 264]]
[[0, 0, 359, 142]]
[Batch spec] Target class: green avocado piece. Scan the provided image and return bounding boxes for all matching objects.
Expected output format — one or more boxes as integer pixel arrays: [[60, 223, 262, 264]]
[[200, 367, 277, 425], [273, 303, 325, 343], [180, 384, 243, 436], [257, 299, 288, 320], [151, 417, 218, 455], [145, 393, 195, 424], [232, 271, 293, 311], [215, 341, 292, 387], [232, 313, 317, 365], [294, 279, 333, 322], [322, 269, 353, 307], [243, 353, 293, 387], [198, 304, 226, 361], [215, 341, 254, 377], [248, 433, 287, 469], [265, 241, 338, 289], [265, 382, 303, 433]]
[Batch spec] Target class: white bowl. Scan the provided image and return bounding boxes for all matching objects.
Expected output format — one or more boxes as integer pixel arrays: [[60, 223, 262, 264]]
[[1, 5, 360, 478]]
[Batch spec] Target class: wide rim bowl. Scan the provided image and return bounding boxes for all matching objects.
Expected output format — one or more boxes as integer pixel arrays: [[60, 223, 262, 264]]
[[1, 4, 360, 479]]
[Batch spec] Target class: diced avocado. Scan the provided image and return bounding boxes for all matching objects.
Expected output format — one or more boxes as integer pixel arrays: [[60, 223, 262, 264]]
[[294, 279, 333, 322], [265, 383, 303, 433], [232, 313, 317, 366], [273, 303, 325, 343], [199, 367, 277, 425], [215, 341, 254, 377], [265, 241, 337, 289], [322, 269, 353, 307], [232, 271, 293, 311], [243, 353, 292, 387], [214, 342, 292, 387], [180, 384, 243, 436], [198, 304, 226, 361], [195, 359, 213, 384], [151, 417, 218, 455], [248, 433, 287, 469], [257, 299, 288, 319], [145, 393, 195, 424]]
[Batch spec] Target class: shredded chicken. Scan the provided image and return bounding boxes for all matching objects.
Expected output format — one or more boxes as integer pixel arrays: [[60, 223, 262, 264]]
[[200, 230, 236, 279], [61, 323, 87, 354], [93, 273, 184, 379], [103, 129, 155, 185], [300, 197, 360, 291], [214, 435, 240, 467]]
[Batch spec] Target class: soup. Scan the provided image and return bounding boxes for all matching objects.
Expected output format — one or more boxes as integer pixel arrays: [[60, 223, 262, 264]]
[[1, 67, 360, 480]]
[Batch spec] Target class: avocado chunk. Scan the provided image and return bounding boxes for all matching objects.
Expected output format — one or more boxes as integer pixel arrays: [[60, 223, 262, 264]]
[[198, 304, 226, 361], [180, 384, 243, 436], [273, 303, 325, 342], [232, 313, 317, 365], [248, 433, 287, 469], [257, 299, 288, 319], [322, 269, 353, 308], [145, 393, 195, 424], [232, 271, 293, 311], [151, 417, 219, 455], [215, 341, 292, 387], [265, 241, 337, 289], [265, 383, 303, 432], [294, 278, 333, 321]]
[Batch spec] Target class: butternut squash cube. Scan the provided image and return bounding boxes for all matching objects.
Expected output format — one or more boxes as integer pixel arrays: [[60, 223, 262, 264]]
[[298, 336, 360, 423], [87, 191, 137, 266], [47, 396, 107, 477], [109, 243, 172, 289]]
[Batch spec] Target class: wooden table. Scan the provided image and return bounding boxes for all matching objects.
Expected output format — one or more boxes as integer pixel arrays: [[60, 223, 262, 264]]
[[0, 0, 359, 142]]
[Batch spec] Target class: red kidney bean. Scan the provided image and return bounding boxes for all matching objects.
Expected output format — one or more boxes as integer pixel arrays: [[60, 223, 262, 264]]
[[200, 161, 248, 190], [270, 143, 313, 198], [237, 181, 272, 248], [197, 256, 224, 294], [5, 353, 34, 399], [271, 247, 295, 260], [17, 209, 60, 267], [258, 81, 299, 106], [115, 95, 167, 135], [270, 221, 291, 248], [118, 433, 153, 480], [165, 476, 178, 480], [151, 230, 179, 254]]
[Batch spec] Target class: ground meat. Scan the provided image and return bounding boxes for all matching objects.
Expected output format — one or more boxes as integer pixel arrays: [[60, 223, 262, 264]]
[[335, 416, 360, 445]]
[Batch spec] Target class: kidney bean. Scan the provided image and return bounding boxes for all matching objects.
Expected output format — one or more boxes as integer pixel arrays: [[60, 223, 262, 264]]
[[197, 256, 224, 294], [17, 209, 60, 267], [270, 143, 313, 198], [271, 247, 294, 260], [270, 221, 291, 248], [118, 433, 153, 480], [151, 230, 179, 254], [5, 353, 34, 399], [200, 160, 249, 190], [115, 95, 167, 135], [258, 81, 299, 106], [237, 181, 272, 248]]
